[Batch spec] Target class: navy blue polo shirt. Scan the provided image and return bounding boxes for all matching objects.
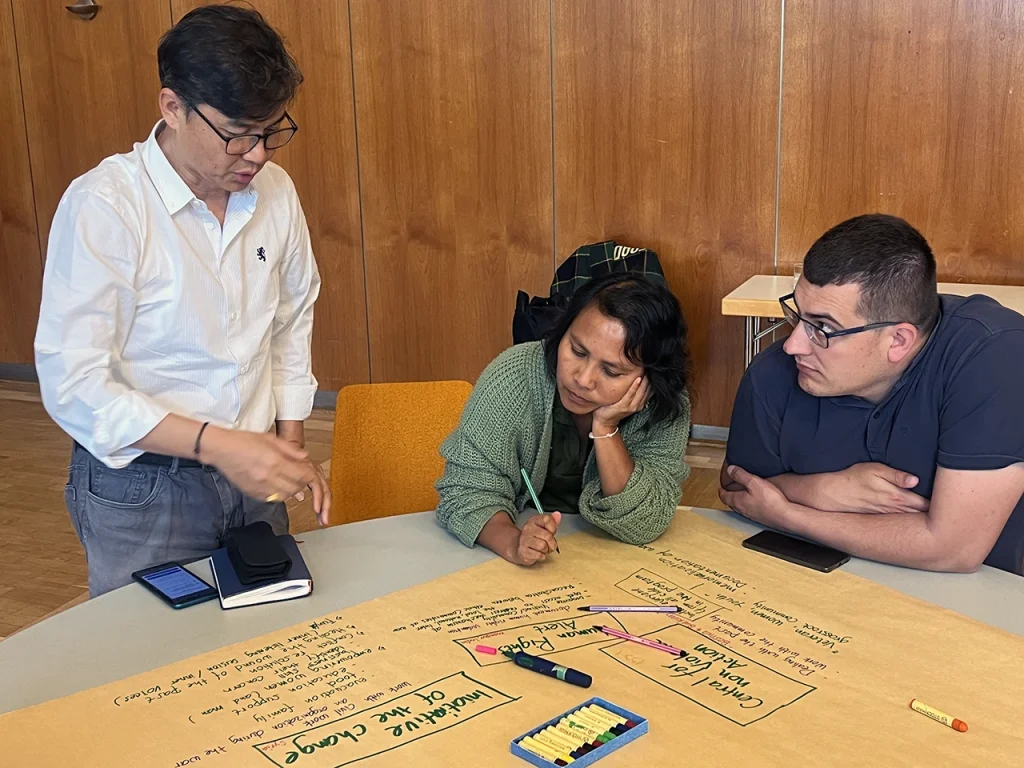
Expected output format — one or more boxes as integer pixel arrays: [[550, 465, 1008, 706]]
[[725, 294, 1024, 576]]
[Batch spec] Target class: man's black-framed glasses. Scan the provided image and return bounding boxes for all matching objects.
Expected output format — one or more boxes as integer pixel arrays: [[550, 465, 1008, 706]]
[[190, 104, 298, 155], [779, 293, 900, 349]]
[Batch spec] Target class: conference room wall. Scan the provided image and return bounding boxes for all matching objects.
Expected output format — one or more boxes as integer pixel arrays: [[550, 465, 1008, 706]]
[[2, 1, 1021, 426]]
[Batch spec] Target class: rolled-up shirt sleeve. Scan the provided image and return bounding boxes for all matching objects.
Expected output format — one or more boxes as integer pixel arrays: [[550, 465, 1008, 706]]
[[271, 185, 320, 421], [34, 190, 168, 468]]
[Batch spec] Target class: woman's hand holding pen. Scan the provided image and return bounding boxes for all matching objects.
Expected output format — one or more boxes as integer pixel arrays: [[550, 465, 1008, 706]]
[[514, 511, 562, 565]]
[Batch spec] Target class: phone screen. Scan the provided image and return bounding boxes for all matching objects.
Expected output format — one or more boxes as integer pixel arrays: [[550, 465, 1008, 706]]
[[742, 530, 850, 572], [140, 565, 213, 600]]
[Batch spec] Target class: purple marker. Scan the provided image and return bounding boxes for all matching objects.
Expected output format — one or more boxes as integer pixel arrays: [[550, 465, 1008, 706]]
[[576, 605, 680, 613]]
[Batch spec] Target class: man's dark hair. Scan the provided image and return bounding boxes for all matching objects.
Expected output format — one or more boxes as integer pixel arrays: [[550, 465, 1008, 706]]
[[157, 4, 303, 121], [803, 213, 940, 332], [543, 273, 692, 428]]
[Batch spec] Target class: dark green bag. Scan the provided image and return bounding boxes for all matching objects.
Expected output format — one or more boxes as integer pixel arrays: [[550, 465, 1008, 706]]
[[513, 240, 666, 344]]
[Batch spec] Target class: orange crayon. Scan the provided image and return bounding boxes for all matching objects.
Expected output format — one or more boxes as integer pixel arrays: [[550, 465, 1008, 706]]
[[909, 699, 968, 732]]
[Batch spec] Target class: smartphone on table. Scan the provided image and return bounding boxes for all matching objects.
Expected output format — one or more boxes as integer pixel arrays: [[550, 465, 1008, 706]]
[[132, 562, 219, 608], [742, 530, 850, 573]]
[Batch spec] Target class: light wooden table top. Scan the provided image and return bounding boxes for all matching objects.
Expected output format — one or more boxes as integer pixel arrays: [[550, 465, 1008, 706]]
[[722, 274, 1024, 318], [2, 507, 1023, 716]]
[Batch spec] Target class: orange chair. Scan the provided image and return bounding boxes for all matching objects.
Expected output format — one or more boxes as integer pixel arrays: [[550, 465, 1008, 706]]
[[328, 380, 473, 526]]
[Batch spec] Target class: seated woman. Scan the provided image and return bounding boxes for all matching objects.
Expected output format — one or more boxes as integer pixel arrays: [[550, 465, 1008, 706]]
[[436, 272, 692, 566]]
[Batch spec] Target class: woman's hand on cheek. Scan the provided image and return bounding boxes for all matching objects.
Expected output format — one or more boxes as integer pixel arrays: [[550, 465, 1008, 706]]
[[592, 376, 650, 435]]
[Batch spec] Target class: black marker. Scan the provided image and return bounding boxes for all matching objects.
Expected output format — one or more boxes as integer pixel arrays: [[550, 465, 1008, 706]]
[[503, 650, 592, 688]]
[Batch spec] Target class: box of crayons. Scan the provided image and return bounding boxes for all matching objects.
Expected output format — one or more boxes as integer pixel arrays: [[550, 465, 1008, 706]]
[[509, 697, 648, 767]]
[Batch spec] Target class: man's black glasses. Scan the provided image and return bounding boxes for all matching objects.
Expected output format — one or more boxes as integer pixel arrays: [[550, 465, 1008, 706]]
[[190, 105, 298, 155], [779, 292, 901, 349]]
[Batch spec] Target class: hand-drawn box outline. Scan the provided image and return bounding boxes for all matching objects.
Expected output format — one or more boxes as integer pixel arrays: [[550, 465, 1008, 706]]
[[599, 627, 816, 727], [452, 614, 629, 668], [614, 568, 728, 621], [251, 671, 519, 767]]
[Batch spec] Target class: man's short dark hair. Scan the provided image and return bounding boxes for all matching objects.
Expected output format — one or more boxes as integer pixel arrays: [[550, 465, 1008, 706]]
[[803, 213, 940, 332], [157, 4, 303, 121]]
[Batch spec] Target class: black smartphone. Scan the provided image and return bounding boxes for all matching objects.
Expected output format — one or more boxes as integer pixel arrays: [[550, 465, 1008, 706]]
[[742, 530, 851, 573], [132, 562, 219, 608]]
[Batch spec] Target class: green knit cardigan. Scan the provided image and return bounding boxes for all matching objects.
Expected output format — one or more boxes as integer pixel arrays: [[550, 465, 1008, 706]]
[[435, 341, 691, 548]]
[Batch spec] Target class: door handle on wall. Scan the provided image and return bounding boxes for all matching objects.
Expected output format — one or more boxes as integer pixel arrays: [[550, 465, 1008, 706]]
[[65, 0, 100, 21]]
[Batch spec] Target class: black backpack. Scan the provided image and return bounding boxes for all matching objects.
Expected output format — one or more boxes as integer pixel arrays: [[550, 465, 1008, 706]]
[[512, 240, 667, 344]]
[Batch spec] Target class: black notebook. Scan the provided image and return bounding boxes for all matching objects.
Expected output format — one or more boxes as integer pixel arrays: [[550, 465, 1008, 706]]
[[209, 534, 313, 609]]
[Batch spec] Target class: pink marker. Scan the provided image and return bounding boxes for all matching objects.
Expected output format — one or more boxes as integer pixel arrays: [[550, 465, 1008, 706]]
[[594, 625, 687, 657], [475, 644, 498, 655]]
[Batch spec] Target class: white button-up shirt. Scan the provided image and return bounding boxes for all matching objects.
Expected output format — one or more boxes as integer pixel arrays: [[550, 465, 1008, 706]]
[[35, 122, 321, 468]]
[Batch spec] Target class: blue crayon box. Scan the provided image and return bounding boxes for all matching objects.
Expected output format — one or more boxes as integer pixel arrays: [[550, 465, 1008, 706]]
[[510, 697, 648, 767]]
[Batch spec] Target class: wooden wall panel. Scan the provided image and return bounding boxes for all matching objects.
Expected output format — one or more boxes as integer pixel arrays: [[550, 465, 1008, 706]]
[[554, 0, 781, 426], [11, 0, 169, 252], [173, 1, 370, 389], [779, 1, 1024, 282], [0, 0, 40, 364], [351, 0, 554, 384]]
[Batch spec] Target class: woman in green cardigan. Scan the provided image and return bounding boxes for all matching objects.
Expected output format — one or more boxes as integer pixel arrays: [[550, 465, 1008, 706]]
[[436, 272, 693, 566]]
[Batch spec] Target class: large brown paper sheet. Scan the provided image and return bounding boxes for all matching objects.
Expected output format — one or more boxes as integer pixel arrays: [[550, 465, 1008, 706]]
[[2, 509, 1021, 767]]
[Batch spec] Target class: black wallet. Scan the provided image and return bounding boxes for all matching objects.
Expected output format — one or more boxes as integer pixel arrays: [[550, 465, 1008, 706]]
[[224, 521, 292, 585]]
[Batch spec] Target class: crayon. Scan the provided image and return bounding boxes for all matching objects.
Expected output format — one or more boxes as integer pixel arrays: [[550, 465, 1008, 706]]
[[516, 736, 554, 762], [538, 727, 586, 752], [551, 721, 601, 749], [571, 708, 621, 737], [562, 714, 614, 743], [584, 704, 636, 731], [534, 729, 589, 759], [909, 699, 968, 732], [520, 735, 571, 765], [548, 725, 597, 754], [589, 703, 636, 727], [558, 716, 606, 744], [580, 706, 629, 734]]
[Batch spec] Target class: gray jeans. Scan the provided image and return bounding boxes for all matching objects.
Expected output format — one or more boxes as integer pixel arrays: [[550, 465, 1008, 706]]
[[65, 443, 288, 597]]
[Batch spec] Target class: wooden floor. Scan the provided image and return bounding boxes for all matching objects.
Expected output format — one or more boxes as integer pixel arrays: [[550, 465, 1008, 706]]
[[0, 380, 726, 639]]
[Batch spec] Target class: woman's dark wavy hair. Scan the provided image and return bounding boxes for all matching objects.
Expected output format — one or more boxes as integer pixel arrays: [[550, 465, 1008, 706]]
[[543, 272, 691, 428]]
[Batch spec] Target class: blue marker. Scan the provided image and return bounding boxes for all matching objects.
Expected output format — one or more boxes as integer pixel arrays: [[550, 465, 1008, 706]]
[[503, 649, 592, 688]]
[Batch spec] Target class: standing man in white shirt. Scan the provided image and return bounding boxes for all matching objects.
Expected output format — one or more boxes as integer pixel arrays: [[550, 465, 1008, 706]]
[[34, 5, 331, 597]]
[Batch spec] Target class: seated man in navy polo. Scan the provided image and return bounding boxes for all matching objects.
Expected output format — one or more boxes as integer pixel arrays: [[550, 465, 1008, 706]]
[[720, 213, 1024, 576]]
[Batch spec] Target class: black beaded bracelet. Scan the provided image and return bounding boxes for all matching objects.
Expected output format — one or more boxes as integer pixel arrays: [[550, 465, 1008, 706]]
[[194, 421, 211, 458]]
